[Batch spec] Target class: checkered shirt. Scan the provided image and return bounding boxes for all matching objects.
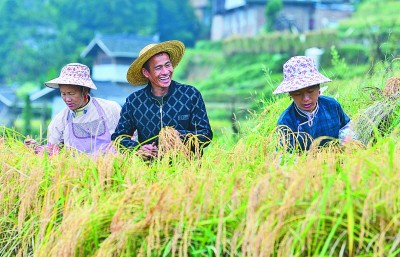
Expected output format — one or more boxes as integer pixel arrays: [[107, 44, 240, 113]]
[[111, 81, 213, 149], [277, 95, 351, 151]]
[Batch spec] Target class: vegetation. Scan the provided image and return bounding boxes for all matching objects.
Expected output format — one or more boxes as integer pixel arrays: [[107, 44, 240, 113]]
[[1, 64, 399, 255], [0, 0, 202, 84], [1, 0, 400, 256], [265, 0, 283, 32]]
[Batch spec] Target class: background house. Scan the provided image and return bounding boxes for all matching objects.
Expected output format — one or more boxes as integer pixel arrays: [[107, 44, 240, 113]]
[[0, 84, 21, 127], [210, 0, 355, 40], [191, 0, 212, 31], [31, 34, 159, 118]]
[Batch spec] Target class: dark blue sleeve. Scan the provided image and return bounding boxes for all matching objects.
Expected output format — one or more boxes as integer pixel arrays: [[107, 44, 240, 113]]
[[111, 98, 139, 149], [276, 106, 308, 151], [277, 115, 297, 151]]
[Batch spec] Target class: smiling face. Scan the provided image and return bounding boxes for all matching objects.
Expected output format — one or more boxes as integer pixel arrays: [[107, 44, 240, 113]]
[[59, 84, 88, 110], [289, 84, 321, 112], [142, 52, 173, 96]]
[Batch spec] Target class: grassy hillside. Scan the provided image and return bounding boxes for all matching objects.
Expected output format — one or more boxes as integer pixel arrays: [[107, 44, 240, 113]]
[[1, 62, 399, 256], [1, 1, 400, 255], [19, 78, 397, 254]]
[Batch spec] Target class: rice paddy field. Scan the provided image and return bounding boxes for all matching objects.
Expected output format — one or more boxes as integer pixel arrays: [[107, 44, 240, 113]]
[[0, 72, 399, 257]]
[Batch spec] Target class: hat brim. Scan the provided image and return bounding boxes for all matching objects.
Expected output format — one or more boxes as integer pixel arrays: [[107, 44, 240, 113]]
[[44, 78, 97, 90], [126, 40, 185, 86], [273, 73, 331, 94]]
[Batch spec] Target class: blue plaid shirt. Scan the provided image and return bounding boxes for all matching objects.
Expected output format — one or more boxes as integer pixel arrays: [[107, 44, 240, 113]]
[[277, 95, 350, 151], [111, 81, 213, 149]]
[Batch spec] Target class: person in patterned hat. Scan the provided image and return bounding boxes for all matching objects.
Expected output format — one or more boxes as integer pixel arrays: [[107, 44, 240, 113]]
[[274, 56, 355, 151], [111, 40, 213, 159], [24, 63, 121, 154]]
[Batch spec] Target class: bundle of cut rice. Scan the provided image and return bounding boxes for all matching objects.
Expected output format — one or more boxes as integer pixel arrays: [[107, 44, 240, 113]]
[[354, 77, 400, 145]]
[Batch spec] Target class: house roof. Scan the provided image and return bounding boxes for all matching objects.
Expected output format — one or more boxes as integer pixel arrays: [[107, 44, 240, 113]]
[[29, 81, 143, 110], [30, 87, 57, 102], [0, 84, 18, 107], [81, 34, 160, 58], [91, 80, 144, 105]]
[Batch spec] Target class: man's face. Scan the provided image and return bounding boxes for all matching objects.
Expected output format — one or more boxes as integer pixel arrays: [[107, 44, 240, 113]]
[[289, 84, 320, 112], [59, 84, 86, 110], [142, 52, 173, 89]]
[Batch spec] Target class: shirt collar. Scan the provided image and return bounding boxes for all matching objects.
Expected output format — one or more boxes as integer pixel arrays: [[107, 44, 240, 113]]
[[72, 96, 91, 118]]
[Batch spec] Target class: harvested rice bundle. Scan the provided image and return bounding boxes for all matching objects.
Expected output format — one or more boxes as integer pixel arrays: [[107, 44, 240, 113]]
[[157, 126, 203, 159], [383, 77, 400, 99], [354, 77, 400, 145]]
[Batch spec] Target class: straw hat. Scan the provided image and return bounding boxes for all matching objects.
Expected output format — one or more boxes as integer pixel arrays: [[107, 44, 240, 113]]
[[126, 40, 185, 86], [273, 56, 331, 94], [45, 63, 97, 90]]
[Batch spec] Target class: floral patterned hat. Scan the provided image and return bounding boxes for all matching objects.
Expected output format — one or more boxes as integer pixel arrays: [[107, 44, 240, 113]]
[[45, 63, 97, 90], [273, 56, 331, 94]]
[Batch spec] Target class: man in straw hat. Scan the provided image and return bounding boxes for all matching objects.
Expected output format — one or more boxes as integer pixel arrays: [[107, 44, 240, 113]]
[[111, 40, 213, 158], [274, 56, 355, 151], [24, 63, 121, 154]]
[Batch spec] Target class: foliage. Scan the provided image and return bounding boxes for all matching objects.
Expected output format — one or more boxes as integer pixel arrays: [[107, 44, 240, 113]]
[[330, 46, 349, 80], [222, 30, 339, 57], [0, 90, 399, 256], [335, 43, 369, 65], [264, 0, 283, 32], [0, 0, 201, 84], [156, 0, 202, 47], [337, 0, 400, 74], [22, 94, 32, 135]]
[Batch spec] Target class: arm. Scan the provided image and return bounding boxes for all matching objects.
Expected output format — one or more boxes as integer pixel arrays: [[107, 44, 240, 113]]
[[176, 90, 213, 147], [24, 114, 64, 155], [337, 103, 356, 145]]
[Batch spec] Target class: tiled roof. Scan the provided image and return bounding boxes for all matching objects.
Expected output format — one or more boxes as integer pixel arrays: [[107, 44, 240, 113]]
[[0, 84, 18, 107], [91, 80, 145, 106], [28, 81, 143, 107], [30, 87, 57, 102], [81, 34, 159, 58]]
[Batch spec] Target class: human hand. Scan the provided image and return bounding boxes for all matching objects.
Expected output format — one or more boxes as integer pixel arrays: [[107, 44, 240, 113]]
[[138, 142, 158, 159], [340, 135, 352, 145], [24, 136, 39, 150]]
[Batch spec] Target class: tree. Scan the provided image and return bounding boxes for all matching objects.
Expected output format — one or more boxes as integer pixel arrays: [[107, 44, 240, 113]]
[[22, 94, 32, 135], [337, 0, 400, 74], [156, 0, 201, 47], [0, 0, 202, 83], [265, 0, 283, 32]]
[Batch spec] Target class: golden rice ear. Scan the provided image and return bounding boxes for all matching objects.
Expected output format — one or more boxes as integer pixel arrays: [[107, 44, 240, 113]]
[[158, 126, 191, 158], [383, 77, 400, 98]]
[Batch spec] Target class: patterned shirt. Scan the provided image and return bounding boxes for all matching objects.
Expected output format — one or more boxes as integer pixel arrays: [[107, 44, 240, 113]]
[[111, 81, 213, 149], [47, 96, 121, 147], [277, 95, 351, 151]]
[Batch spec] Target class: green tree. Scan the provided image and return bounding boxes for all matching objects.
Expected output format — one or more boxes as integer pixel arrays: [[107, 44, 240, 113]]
[[22, 94, 32, 135], [0, 0, 201, 83], [265, 0, 283, 32], [337, 0, 400, 74], [156, 0, 201, 47]]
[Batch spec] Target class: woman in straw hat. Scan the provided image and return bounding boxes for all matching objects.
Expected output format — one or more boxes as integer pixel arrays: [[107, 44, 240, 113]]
[[24, 63, 121, 154], [274, 56, 355, 151], [111, 40, 213, 158]]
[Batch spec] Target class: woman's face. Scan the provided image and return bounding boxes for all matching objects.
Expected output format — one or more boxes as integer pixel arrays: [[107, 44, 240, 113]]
[[59, 84, 87, 110], [289, 84, 320, 112]]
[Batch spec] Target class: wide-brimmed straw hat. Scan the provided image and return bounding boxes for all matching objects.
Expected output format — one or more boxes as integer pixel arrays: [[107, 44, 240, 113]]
[[126, 40, 185, 86], [45, 63, 97, 90], [273, 56, 331, 94]]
